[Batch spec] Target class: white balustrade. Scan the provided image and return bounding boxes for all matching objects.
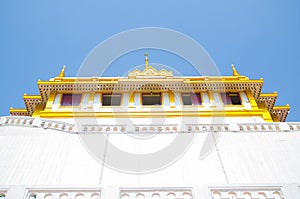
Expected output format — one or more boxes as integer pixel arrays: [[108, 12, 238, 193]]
[[210, 187, 284, 199], [120, 188, 192, 199], [26, 188, 101, 199], [1, 116, 300, 135]]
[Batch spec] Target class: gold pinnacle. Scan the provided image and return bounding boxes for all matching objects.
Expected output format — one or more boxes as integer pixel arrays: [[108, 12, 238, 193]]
[[58, 65, 66, 78], [232, 64, 241, 76], [144, 52, 149, 68]]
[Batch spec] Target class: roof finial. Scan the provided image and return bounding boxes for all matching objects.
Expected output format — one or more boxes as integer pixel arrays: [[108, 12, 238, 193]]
[[58, 65, 66, 77], [232, 64, 241, 76], [144, 52, 149, 68]]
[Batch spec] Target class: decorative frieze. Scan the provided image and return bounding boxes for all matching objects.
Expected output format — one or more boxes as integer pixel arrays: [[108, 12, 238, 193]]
[[25, 188, 101, 199], [120, 187, 192, 199], [1, 116, 300, 134], [210, 187, 284, 199]]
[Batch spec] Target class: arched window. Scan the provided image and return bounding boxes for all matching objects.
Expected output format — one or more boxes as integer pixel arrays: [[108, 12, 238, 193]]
[[91, 193, 101, 199], [75, 193, 84, 199], [136, 193, 145, 199], [182, 192, 192, 199], [273, 192, 282, 199], [29, 193, 37, 199], [151, 193, 160, 199], [257, 193, 267, 199], [167, 192, 175, 199], [243, 192, 251, 199], [59, 193, 68, 199], [44, 194, 53, 199], [212, 192, 221, 199], [228, 192, 237, 199], [120, 194, 130, 199]]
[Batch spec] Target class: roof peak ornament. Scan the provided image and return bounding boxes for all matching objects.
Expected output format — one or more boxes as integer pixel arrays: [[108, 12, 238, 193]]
[[57, 65, 66, 78], [232, 64, 241, 76], [128, 53, 173, 78], [144, 52, 149, 68]]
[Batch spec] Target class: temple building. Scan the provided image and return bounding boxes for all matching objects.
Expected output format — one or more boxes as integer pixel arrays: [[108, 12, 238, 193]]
[[0, 55, 299, 199]]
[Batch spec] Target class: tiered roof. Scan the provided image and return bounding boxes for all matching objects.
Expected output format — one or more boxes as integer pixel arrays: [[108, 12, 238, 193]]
[[10, 62, 289, 122]]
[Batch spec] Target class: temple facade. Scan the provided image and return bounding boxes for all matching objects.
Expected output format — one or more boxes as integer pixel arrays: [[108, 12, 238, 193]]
[[0, 56, 299, 199]]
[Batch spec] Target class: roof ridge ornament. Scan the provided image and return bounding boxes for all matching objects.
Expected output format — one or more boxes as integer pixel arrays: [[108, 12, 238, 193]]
[[128, 53, 173, 78], [57, 65, 66, 78], [144, 52, 149, 68], [232, 64, 241, 76]]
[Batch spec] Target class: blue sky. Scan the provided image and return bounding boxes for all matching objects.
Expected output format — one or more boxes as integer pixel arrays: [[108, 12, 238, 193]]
[[0, 1, 299, 121]]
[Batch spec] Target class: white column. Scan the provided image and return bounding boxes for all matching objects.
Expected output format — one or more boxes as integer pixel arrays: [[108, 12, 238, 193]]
[[87, 93, 94, 108], [202, 92, 210, 108], [163, 92, 170, 107], [240, 92, 251, 109], [213, 92, 221, 104], [93, 93, 101, 109], [174, 92, 181, 107], [213, 92, 224, 109], [81, 93, 89, 109], [134, 93, 140, 107], [122, 93, 129, 106], [52, 93, 61, 110]]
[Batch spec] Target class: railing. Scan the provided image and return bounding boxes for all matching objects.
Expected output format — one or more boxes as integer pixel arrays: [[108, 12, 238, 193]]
[[1, 116, 300, 134], [210, 186, 284, 199], [0, 116, 75, 133], [0, 186, 295, 199], [26, 188, 101, 199], [120, 187, 193, 199]]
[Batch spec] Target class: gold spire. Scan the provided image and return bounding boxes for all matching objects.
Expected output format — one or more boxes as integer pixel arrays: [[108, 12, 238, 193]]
[[58, 65, 66, 77], [144, 52, 149, 68], [232, 64, 241, 76]]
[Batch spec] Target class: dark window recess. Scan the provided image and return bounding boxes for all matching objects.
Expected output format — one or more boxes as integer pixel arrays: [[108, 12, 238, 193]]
[[221, 92, 241, 105], [142, 93, 161, 105], [60, 94, 82, 106], [29, 194, 36, 199], [182, 93, 192, 105], [182, 93, 202, 105], [102, 94, 121, 106]]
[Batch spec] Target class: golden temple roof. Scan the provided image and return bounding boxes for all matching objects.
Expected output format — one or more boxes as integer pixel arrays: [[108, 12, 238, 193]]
[[10, 61, 290, 122]]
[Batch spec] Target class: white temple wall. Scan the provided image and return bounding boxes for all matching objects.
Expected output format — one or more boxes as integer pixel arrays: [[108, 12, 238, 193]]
[[51, 117, 266, 126], [0, 125, 299, 187]]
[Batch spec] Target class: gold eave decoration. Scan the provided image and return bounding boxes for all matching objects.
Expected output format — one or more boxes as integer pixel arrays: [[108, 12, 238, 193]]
[[128, 52, 173, 78], [128, 65, 173, 79], [8, 55, 290, 122]]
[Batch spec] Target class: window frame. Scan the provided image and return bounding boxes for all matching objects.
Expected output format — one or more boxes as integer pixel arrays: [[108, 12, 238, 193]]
[[220, 92, 242, 105], [102, 93, 122, 106], [181, 92, 202, 106], [59, 93, 82, 107], [142, 92, 162, 106]]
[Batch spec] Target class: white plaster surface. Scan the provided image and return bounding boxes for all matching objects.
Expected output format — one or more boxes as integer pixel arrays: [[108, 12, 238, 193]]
[[0, 124, 300, 187]]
